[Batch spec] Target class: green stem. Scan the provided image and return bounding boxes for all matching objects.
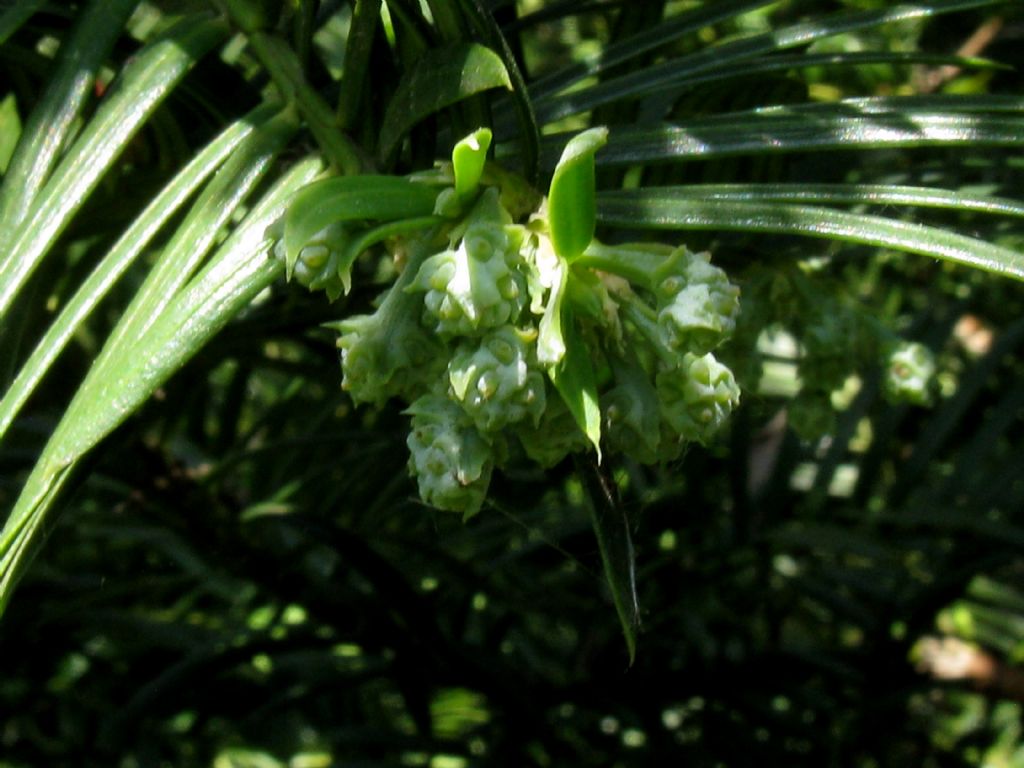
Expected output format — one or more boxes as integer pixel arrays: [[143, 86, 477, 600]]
[[575, 240, 672, 288], [294, 0, 317, 73], [337, 0, 382, 131], [619, 293, 676, 368], [248, 30, 364, 175]]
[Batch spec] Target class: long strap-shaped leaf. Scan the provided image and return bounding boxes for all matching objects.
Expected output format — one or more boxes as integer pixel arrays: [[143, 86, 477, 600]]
[[595, 195, 1024, 281], [532, 51, 1004, 126], [533, 112, 1024, 169], [526, 0, 776, 101], [0, 105, 280, 443], [0, 157, 322, 616], [0, 14, 227, 323], [599, 184, 1024, 218], [100, 108, 299, 353], [0, 0, 137, 236], [530, 0, 1002, 106]]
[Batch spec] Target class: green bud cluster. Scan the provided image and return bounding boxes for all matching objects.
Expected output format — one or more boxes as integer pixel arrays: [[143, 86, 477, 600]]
[[275, 130, 743, 516], [724, 266, 941, 442]]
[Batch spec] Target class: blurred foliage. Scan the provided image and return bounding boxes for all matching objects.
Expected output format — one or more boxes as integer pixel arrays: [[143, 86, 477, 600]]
[[2, 1, 1024, 766]]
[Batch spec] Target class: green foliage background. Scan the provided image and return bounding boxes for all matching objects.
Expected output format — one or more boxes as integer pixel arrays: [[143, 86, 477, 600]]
[[1, 1, 1024, 766]]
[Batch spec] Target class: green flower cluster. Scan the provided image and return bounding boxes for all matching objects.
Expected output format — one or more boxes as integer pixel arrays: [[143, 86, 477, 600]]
[[594, 244, 741, 464], [274, 129, 742, 516]]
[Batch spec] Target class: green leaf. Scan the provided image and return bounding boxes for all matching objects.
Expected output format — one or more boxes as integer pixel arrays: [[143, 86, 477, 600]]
[[336, 215, 442, 294], [530, 0, 1004, 122], [599, 184, 1024, 219], [537, 255, 602, 451], [528, 0, 776, 101], [0, 157, 322, 616], [0, 93, 20, 174], [282, 175, 439, 271], [0, 0, 138, 247], [532, 51, 1004, 126], [547, 127, 607, 261], [377, 42, 512, 163], [536, 112, 1024, 170], [0, 105, 278, 442], [455, 0, 540, 183], [0, 14, 228, 323], [452, 127, 491, 199], [548, 315, 601, 456], [246, 30, 362, 176], [596, 194, 1024, 281], [100, 108, 300, 356]]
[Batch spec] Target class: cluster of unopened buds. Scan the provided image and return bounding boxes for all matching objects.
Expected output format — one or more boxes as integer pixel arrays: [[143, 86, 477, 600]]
[[272, 128, 741, 516]]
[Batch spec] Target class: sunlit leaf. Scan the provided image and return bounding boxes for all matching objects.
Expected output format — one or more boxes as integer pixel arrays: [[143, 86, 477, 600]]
[[377, 42, 512, 162]]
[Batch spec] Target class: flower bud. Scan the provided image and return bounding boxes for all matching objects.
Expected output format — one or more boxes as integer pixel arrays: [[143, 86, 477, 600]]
[[652, 248, 740, 355], [883, 340, 936, 406], [448, 326, 546, 432], [406, 395, 494, 517], [335, 303, 446, 407], [408, 192, 529, 337], [657, 352, 740, 444]]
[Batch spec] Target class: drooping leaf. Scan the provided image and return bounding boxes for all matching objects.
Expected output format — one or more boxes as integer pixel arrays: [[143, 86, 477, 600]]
[[549, 315, 602, 456], [377, 42, 512, 163], [282, 175, 439, 270], [0, 0, 137, 237], [0, 158, 322, 616]]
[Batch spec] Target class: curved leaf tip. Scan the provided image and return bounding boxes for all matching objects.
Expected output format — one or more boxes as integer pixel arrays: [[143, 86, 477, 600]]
[[548, 127, 608, 261]]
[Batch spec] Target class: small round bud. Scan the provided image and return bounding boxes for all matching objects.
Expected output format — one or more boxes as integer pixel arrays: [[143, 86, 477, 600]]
[[883, 340, 936, 406]]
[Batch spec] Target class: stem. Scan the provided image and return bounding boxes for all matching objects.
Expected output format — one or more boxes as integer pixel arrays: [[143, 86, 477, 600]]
[[248, 31, 364, 176], [575, 240, 672, 288], [338, 0, 382, 131], [619, 292, 677, 368]]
